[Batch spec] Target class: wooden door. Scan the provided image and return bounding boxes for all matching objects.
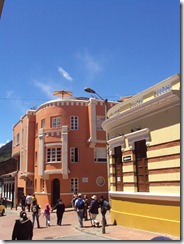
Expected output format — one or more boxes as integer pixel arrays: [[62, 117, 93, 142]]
[[115, 146, 123, 191], [135, 140, 149, 192]]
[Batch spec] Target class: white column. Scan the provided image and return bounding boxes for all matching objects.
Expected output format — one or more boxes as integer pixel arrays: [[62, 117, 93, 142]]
[[62, 126, 69, 179], [89, 98, 97, 147], [25, 116, 29, 173], [38, 128, 44, 176]]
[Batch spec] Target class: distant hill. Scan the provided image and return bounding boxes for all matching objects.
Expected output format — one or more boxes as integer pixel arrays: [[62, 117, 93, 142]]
[[0, 141, 12, 162]]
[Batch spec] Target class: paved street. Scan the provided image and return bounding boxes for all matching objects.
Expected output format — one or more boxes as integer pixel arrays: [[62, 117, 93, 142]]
[[0, 207, 180, 241]]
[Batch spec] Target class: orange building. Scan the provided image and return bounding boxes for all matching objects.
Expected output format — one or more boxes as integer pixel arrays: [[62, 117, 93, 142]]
[[12, 91, 117, 207]]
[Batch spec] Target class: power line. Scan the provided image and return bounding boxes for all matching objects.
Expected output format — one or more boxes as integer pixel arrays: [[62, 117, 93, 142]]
[[0, 97, 47, 101]]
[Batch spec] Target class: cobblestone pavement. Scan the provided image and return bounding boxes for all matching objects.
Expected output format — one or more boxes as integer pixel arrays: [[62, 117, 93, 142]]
[[0, 207, 180, 241]]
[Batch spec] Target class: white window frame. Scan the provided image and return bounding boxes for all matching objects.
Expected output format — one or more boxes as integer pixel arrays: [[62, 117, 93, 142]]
[[94, 147, 107, 162], [70, 116, 79, 130], [52, 117, 61, 128], [16, 133, 20, 145], [41, 119, 45, 128], [70, 147, 79, 163], [70, 178, 79, 193], [46, 147, 61, 163]]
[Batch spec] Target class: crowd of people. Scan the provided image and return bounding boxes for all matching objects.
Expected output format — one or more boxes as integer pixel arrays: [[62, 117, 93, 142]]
[[11, 192, 111, 240], [72, 192, 111, 228]]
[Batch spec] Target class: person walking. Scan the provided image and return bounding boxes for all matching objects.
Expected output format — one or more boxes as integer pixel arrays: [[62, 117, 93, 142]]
[[20, 193, 26, 211], [99, 196, 111, 226], [75, 193, 85, 228], [31, 200, 41, 228], [89, 195, 99, 227], [71, 192, 78, 208], [12, 211, 33, 240], [83, 195, 89, 221], [43, 204, 51, 227], [26, 194, 32, 212], [52, 199, 65, 226], [32, 194, 37, 203], [3, 197, 7, 209]]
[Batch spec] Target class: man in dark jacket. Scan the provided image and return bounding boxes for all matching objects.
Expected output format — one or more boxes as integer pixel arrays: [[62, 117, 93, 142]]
[[89, 195, 99, 227], [12, 211, 33, 240], [52, 199, 65, 225]]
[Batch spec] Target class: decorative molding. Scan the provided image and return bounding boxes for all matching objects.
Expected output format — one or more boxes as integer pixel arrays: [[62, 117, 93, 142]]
[[125, 128, 150, 150], [109, 191, 180, 202]]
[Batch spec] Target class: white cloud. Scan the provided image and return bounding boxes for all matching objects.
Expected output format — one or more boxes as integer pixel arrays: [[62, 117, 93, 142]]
[[34, 81, 54, 99], [77, 50, 103, 79], [6, 90, 14, 98], [0, 140, 9, 148], [58, 66, 73, 81], [5, 90, 28, 114]]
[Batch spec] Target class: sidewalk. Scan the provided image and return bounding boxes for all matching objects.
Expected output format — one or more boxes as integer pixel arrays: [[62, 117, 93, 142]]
[[75, 209, 180, 241], [0, 207, 180, 241]]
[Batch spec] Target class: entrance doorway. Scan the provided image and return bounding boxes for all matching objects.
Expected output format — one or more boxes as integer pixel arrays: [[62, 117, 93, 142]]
[[135, 140, 149, 192], [115, 146, 123, 191], [52, 178, 60, 206]]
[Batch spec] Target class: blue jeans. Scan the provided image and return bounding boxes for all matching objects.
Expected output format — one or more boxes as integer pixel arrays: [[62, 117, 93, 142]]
[[32, 213, 40, 228], [77, 210, 84, 227]]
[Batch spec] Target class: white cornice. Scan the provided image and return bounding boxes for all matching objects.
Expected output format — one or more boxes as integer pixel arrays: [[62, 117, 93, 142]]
[[110, 191, 180, 202], [102, 90, 180, 133]]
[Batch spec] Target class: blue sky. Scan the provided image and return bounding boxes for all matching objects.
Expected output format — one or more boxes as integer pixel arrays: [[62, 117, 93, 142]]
[[0, 0, 180, 147]]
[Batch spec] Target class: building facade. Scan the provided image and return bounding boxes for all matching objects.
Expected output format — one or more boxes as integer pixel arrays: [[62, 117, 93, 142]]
[[12, 92, 117, 208], [102, 74, 180, 237]]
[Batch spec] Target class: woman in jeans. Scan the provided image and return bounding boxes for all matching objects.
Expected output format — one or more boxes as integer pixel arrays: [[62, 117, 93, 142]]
[[31, 200, 40, 228]]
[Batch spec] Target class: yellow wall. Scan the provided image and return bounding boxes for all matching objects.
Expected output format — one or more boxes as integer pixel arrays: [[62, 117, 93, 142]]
[[110, 198, 180, 237]]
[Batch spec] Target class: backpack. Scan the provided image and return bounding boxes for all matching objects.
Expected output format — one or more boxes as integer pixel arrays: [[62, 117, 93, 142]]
[[76, 198, 84, 210], [103, 200, 111, 211]]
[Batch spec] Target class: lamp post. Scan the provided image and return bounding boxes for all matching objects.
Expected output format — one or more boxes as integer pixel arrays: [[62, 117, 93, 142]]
[[84, 87, 109, 234], [84, 87, 108, 117]]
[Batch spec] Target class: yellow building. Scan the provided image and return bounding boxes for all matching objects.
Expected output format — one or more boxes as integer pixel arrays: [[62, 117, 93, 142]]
[[102, 74, 180, 237]]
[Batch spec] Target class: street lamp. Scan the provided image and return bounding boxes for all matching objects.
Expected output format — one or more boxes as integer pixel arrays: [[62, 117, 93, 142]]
[[84, 87, 108, 114], [84, 87, 110, 234]]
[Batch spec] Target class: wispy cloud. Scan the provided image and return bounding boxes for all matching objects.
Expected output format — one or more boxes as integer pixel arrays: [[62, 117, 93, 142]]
[[58, 66, 73, 81], [5, 90, 29, 114], [34, 81, 54, 99], [77, 50, 103, 79], [6, 90, 14, 98]]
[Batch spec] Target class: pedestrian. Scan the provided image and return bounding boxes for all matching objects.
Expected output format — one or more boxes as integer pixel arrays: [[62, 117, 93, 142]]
[[83, 195, 89, 221], [26, 194, 32, 212], [99, 196, 111, 226], [75, 193, 85, 228], [71, 192, 78, 208], [3, 197, 7, 209], [89, 195, 99, 227], [32, 194, 37, 203], [52, 199, 65, 226], [12, 211, 33, 240], [43, 204, 51, 227], [20, 193, 26, 211], [31, 200, 41, 228]]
